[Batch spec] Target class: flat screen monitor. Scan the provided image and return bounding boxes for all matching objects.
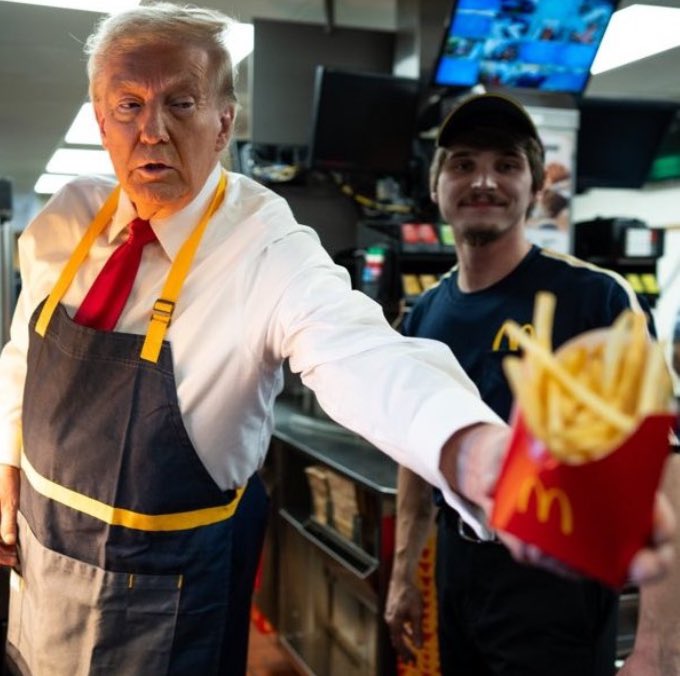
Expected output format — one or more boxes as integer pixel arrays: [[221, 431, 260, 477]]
[[308, 67, 420, 175], [576, 98, 677, 192], [251, 19, 395, 147], [432, 0, 618, 94]]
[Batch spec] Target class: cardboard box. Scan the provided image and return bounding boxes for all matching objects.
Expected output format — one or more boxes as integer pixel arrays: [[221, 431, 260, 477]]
[[305, 465, 331, 527], [304, 465, 360, 541]]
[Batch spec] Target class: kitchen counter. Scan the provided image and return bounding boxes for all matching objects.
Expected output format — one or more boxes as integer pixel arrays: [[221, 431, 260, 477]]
[[267, 397, 399, 675]]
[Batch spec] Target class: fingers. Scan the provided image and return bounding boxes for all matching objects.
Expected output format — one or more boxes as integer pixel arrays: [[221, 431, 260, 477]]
[[628, 491, 675, 586], [388, 620, 418, 665], [0, 544, 17, 568], [386, 607, 418, 664], [410, 611, 424, 649], [1, 504, 17, 546], [384, 588, 424, 665], [628, 543, 674, 586], [651, 491, 675, 547], [499, 532, 581, 580], [500, 490, 676, 585], [0, 464, 19, 567]]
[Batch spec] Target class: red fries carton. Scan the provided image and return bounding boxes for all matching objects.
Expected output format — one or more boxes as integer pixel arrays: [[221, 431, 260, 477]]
[[490, 410, 675, 588]]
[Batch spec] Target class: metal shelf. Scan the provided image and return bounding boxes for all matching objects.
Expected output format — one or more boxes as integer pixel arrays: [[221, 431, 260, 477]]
[[279, 507, 379, 579]]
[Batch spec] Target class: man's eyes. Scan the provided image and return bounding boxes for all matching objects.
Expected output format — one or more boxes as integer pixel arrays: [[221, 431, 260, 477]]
[[117, 100, 141, 112], [448, 159, 473, 171], [445, 161, 523, 176], [113, 99, 195, 113], [498, 161, 522, 172]]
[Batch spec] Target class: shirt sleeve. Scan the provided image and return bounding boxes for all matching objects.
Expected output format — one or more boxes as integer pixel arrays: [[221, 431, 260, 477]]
[[253, 228, 504, 532]]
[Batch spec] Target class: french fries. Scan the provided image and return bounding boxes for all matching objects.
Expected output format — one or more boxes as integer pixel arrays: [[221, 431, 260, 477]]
[[502, 292, 673, 464]]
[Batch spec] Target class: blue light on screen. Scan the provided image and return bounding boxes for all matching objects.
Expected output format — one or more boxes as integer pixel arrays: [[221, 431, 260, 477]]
[[543, 71, 589, 92], [562, 43, 598, 69], [451, 13, 494, 39], [435, 58, 480, 87], [519, 41, 561, 65], [457, 0, 502, 10], [433, 0, 616, 93]]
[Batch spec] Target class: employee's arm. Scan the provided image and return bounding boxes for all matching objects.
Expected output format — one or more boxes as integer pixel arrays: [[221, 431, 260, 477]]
[[385, 466, 435, 664], [619, 454, 680, 675]]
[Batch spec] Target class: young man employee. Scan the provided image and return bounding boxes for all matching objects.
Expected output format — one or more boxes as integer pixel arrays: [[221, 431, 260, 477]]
[[385, 92, 676, 676]]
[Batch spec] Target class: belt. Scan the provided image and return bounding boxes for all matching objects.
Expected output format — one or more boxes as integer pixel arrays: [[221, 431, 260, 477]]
[[456, 515, 501, 545], [440, 504, 501, 544]]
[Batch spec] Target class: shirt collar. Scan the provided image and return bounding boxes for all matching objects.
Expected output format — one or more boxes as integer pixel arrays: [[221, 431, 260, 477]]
[[110, 163, 223, 260]]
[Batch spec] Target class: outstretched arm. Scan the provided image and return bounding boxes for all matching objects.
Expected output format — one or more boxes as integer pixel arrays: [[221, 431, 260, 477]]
[[385, 466, 435, 664]]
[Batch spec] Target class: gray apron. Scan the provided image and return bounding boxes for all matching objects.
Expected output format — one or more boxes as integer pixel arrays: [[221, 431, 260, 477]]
[[6, 173, 267, 675]]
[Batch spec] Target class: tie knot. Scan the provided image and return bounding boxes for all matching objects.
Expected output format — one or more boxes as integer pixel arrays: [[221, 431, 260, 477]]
[[128, 218, 156, 246]]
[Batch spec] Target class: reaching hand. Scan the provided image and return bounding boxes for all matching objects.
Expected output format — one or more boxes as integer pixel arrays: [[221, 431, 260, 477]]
[[384, 574, 424, 665], [441, 424, 675, 585], [0, 464, 19, 568], [626, 491, 675, 586]]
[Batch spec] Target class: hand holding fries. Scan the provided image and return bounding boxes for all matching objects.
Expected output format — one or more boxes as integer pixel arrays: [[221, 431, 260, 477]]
[[489, 292, 676, 586], [501, 292, 673, 464]]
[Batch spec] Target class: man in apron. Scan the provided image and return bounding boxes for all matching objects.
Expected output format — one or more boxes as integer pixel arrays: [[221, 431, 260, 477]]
[[0, 4, 674, 676]]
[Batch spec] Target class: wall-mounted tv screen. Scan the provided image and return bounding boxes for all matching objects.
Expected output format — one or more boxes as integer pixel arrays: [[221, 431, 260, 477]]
[[432, 0, 618, 94], [308, 67, 420, 175], [251, 19, 395, 147], [576, 98, 677, 192]]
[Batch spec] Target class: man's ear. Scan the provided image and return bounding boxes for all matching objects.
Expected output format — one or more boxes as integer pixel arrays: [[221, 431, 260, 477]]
[[215, 103, 235, 152], [94, 104, 108, 149]]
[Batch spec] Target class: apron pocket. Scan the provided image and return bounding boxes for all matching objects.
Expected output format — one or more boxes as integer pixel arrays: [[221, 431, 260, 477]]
[[11, 514, 181, 676]]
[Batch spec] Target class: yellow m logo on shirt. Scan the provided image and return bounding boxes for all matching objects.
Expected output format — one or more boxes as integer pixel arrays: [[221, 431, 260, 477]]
[[492, 321, 534, 351], [517, 476, 574, 535]]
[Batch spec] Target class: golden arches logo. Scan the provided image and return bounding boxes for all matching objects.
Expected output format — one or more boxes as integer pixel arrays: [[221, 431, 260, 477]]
[[492, 321, 534, 351], [517, 477, 574, 535]]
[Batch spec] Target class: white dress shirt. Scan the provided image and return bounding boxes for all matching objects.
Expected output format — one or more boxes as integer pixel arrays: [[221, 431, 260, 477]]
[[0, 163, 503, 532]]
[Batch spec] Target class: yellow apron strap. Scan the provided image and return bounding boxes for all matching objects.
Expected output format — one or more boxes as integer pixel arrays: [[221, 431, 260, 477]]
[[22, 451, 247, 531], [141, 172, 227, 363], [35, 186, 121, 337], [35, 171, 228, 363]]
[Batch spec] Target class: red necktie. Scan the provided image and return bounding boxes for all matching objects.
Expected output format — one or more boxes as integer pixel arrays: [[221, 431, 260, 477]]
[[74, 217, 157, 331]]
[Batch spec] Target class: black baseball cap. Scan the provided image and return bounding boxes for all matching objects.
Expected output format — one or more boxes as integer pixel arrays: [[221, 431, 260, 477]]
[[437, 92, 541, 148]]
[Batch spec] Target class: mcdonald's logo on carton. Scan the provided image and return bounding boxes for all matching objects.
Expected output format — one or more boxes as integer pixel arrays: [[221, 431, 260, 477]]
[[490, 411, 674, 588], [517, 476, 573, 535]]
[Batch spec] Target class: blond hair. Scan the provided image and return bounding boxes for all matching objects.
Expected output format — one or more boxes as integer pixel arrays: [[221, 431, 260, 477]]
[[84, 2, 238, 104]]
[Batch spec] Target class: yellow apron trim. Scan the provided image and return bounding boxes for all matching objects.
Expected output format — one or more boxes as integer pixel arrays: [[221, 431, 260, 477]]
[[21, 451, 245, 532], [36, 186, 121, 337], [141, 171, 227, 363], [35, 171, 228, 365]]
